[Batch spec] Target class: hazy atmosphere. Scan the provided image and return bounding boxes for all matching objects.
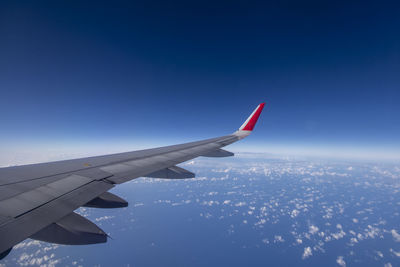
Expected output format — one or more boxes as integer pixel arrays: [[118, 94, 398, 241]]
[[1, 0, 400, 162]]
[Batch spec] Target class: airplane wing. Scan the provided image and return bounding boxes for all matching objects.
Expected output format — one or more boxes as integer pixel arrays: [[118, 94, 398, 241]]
[[0, 103, 265, 259]]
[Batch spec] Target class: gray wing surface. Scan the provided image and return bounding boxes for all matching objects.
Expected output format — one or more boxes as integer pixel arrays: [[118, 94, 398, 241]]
[[0, 103, 265, 258]]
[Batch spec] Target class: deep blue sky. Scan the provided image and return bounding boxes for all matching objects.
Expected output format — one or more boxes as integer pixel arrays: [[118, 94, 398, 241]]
[[0, 1, 399, 159]]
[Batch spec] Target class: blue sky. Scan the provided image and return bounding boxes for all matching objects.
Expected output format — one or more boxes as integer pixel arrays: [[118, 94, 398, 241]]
[[0, 1, 399, 160]]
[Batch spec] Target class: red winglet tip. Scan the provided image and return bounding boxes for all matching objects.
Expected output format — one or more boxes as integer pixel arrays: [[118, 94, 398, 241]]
[[239, 103, 266, 131]]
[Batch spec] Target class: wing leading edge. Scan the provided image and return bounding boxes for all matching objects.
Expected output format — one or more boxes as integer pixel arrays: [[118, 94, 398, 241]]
[[0, 103, 265, 259]]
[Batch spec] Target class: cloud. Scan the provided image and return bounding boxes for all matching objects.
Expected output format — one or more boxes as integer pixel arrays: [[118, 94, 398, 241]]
[[390, 248, 400, 257], [16, 251, 61, 267], [95, 215, 115, 222], [291, 209, 300, 218], [235, 202, 246, 207], [202, 200, 219, 206], [262, 238, 269, 244], [391, 229, 400, 242], [349, 237, 358, 245], [309, 225, 319, 235], [336, 256, 346, 267], [375, 250, 383, 258], [274, 235, 284, 243], [302, 247, 312, 259]]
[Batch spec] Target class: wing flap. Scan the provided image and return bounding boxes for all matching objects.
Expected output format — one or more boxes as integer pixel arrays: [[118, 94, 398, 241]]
[[84, 192, 128, 208], [201, 148, 234, 157], [146, 166, 195, 179], [30, 212, 107, 245]]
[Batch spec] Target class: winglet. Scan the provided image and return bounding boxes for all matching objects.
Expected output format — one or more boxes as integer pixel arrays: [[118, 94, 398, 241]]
[[234, 103, 265, 139]]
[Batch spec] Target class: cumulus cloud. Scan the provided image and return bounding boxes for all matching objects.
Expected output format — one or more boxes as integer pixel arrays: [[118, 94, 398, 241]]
[[95, 215, 115, 222], [349, 237, 358, 245], [309, 225, 319, 235], [375, 250, 383, 258], [391, 229, 400, 242], [290, 209, 300, 218], [390, 248, 400, 257], [235, 202, 246, 207], [336, 256, 346, 267], [274, 235, 284, 243], [16, 250, 61, 267], [302, 247, 312, 259]]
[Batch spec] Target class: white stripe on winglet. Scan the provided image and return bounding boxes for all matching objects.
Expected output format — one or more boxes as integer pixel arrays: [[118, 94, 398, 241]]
[[239, 104, 260, 130]]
